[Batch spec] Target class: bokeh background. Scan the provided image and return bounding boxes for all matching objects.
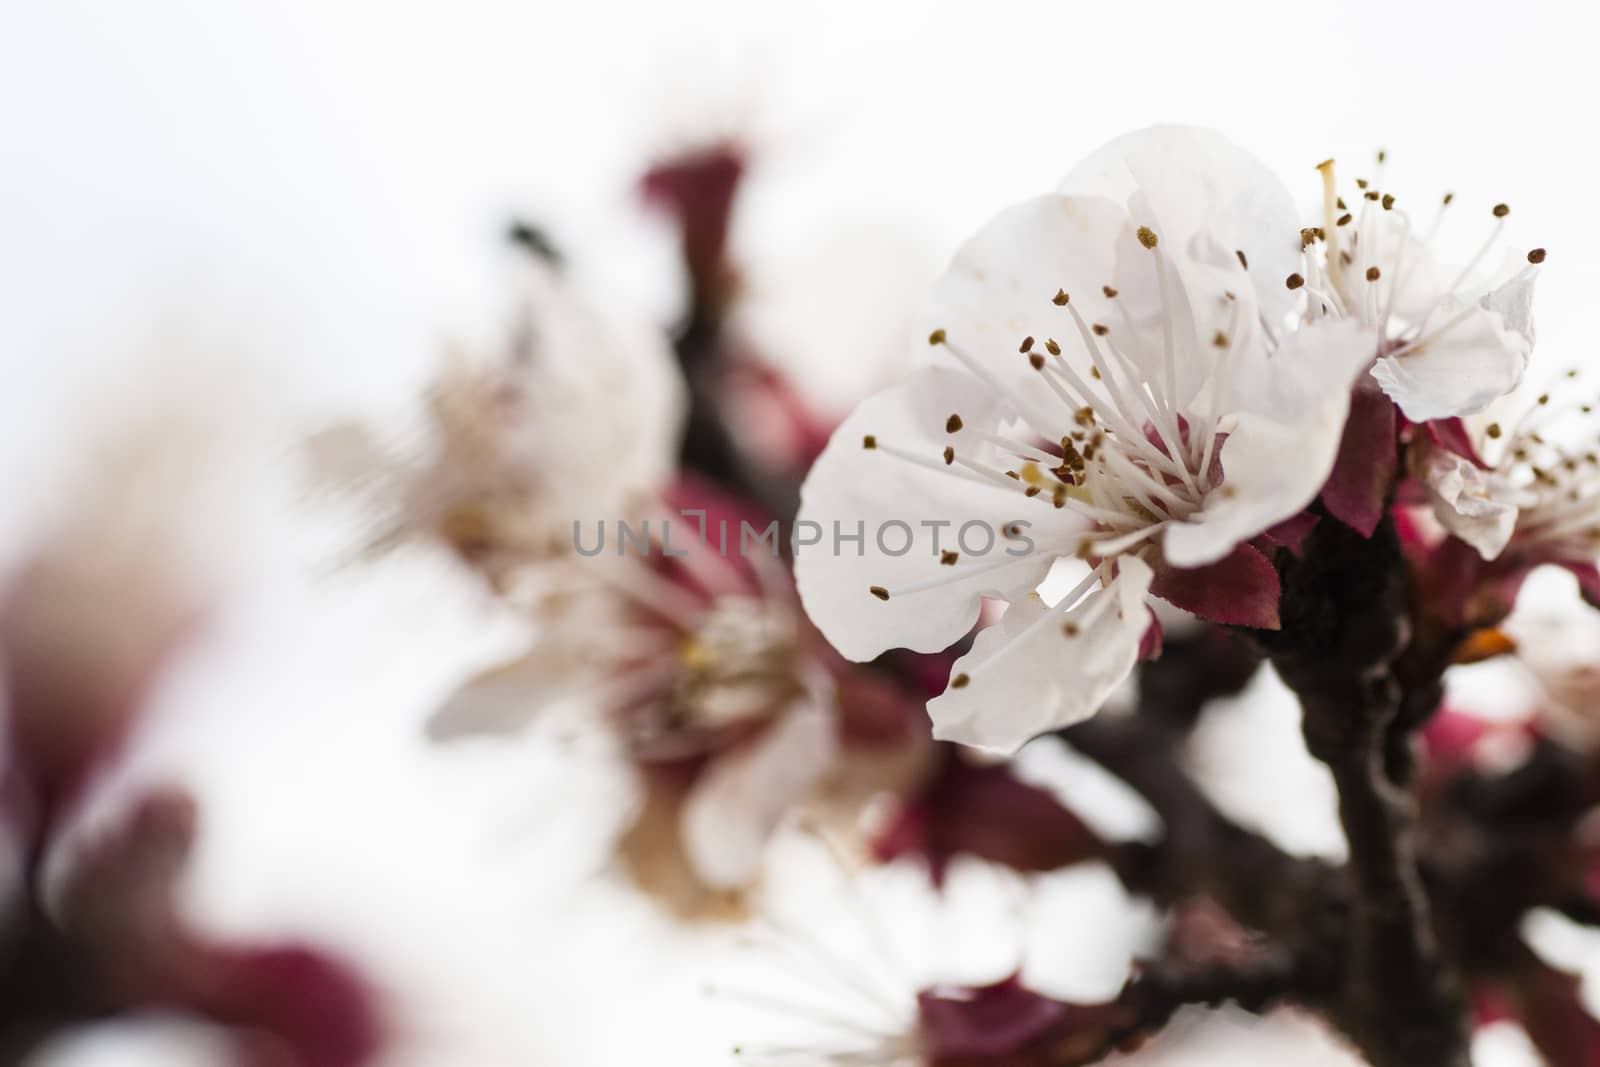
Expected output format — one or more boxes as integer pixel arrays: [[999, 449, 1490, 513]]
[[4, 1, 1598, 1063]]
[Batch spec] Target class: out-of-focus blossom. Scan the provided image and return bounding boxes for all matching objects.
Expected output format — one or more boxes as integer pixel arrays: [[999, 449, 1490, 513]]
[[1496, 604, 1600, 750], [0, 406, 381, 1065], [0, 413, 213, 828], [796, 126, 1374, 754], [1414, 370, 1600, 584], [431, 479, 928, 907], [311, 256, 686, 590]]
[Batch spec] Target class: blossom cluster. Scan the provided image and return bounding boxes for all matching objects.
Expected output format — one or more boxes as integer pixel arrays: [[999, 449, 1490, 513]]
[[13, 122, 1600, 1067], [302, 126, 1600, 1064]]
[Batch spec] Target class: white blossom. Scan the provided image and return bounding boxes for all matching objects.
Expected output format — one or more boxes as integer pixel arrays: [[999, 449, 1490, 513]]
[[796, 127, 1376, 754]]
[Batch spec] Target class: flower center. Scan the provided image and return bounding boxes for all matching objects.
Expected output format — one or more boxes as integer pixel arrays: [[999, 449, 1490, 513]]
[[1291, 154, 1543, 360]]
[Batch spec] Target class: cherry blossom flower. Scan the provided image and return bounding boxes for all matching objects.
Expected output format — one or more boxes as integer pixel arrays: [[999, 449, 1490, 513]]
[[430, 480, 928, 903], [311, 256, 685, 590], [1289, 156, 1540, 424], [1415, 370, 1600, 576], [795, 127, 1376, 753]]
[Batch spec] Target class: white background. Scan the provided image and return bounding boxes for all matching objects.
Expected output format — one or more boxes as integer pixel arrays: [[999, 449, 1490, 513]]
[[4, 1, 1599, 1064]]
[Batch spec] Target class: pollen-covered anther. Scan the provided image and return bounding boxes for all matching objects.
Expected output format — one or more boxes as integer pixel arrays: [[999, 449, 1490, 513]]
[[1029, 352, 1046, 370], [1381, 193, 1395, 210], [1091, 323, 1110, 336], [1136, 225, 1158, 249], [862, 434, 878, 449], [1235, 249, 1249, 269], [1045, 339, 1061, 356], [1366, 266, 1382, 282], [1337, 213, 1353, 226], [869, 585, 890, 601], [1062, 621, 1081, 637], [1052, 289, 1070, 306], [1493, 203, 1511, 218], [928, 328, 947, 345], [1487, 423, 1503, 439], [1212, 330, 1230, 348], [950, 672, 970, 689], [1019, 335, 1035, 353], [1101, 285, 1118, 298], [943, 446, 955, 465], [1286, 273, 1305, 290], [940, 550, 958, 566], [946, 413, 964, 433], [1528, 248, 1547, 264]]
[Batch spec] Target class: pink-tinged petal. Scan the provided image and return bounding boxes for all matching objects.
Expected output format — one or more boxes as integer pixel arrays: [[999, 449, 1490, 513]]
[[927, 560, 1153, 755], [1151, 543, 1280, 630], [871, 749, 1104, 885], [1422, 708, 1494, 772], [795, 366, 1063, 663], [679, 701, 837, 890], [1321, 384, 1398, 537], [1562, 560, 1600, 611], [1427, 418, 1491, 469], [1259, 512, 1320, 557]]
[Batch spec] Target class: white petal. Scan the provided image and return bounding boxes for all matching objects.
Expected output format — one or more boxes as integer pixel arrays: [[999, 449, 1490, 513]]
[[1059, 125, 1302, 323], [679, 701, 837, 890], [1165, 320, 1378, 567], [1481, 269, 1537, 349], [923, 193, 1232, 416], [928, 557, 1153, 755], [426, 644, 570, 741], [1371, 301, 1529, 421], [795, 366, 1068, 662], [1417, 448, 1526, 561]]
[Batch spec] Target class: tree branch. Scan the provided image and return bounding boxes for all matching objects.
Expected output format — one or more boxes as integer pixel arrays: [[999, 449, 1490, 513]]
[[1263, 514, 1469, 1067]]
